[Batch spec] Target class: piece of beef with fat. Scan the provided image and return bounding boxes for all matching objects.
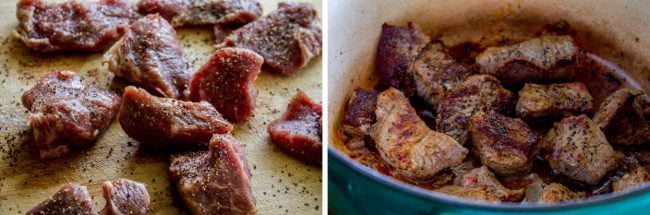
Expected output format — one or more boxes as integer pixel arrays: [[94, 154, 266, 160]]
[[14, 0, 140, 52], [469, 111, 539, 176], [100, 179, 150, 215], [119, 86, 233, 150], [21, 71, 120, 159], [372, 88, 467, 180], [413, 43, 471, 106], [612, 167, 650, 192], [105, 14, 192, 99], [436, 74, 516, 145], [475, 35, 578, 86], [268, 90, 322, 165], [27, 183, 97, 215], [189, 47, 263, 122], [342, 87, 379, 150], [374, 22, 429, 96], [137, 0, 262, 27], [219, 2, 321, 75], [543, 115, 617, 185], [170, 134, 255, 215], [594, 88, 650, 146], [516, 82, 593, 120]]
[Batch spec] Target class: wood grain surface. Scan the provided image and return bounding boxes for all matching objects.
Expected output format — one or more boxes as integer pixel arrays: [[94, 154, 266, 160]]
[[0, 0, 322, 214]]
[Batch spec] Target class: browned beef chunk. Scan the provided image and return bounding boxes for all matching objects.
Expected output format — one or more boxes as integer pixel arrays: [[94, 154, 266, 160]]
[[469, 111, 539, 176], [612, 167, 650, 192], [100, 179, 150, 215], [594, 88, 650, 146], [268, 90, 322, 165], [457, 166, 524, 202], [170, 134, 255, 215], [14, 0, 140, 52], [137, 0, 262, 27], [21, 71, 120, 159], [374, 22, 429, 96], [342, 87, 379, 150], [372, 88, 467, 180], [105, 14, 192, 99], [413, 43, 471, 106], [118, 86, 232, 149], [435, 186, 500, 202], [189, 48, 264, 122], [27, 183, 97, 215], [524, 182, 585, 203], [436, 75, 515, 145], [475, 35, 578, 86], [516, 82, 593, 120], [543, 115, 617, 185], [220, 2, 321, 75]]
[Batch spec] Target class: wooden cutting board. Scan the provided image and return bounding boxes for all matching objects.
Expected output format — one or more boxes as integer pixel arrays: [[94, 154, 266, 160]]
[[0, 0, 322, 214]]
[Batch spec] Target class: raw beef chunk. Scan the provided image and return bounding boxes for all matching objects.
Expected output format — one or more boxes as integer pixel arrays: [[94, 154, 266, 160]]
[[105, 14, 192, 99], [100, 179, 150, 215], [374, 22, 429, 96], [436, 75, 515, 145], [21, 71, 120, 159], [189, 48, 263, 122], [593, 88, 650, 146], [137, 0, 262, 27], [268, 90, 322, 165], [170, 134, 255, 215], [475, 35, 578, 86], [516, 82, 593, 120], [14, 0, 140, 52], [119, 86, 233, 149], [612, 167, 650, 192], [220, 2, 322, 75], [372, 88, 467, 180], [469, 111, 539, 176], [27, 183, 97, 215], [543, 115, 617, 185], [413, 43, 470, 106], [342, 87, 379, 150]]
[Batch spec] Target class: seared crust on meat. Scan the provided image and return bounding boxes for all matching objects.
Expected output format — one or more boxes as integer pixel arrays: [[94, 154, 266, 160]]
[[593, 88, 650, 146], [476, 35, 578, 85], [372, 88, 467, 180], [543, 115, 617, 185], [436, 74, 515, 145], [343, 88, 379, 150], [516, 82, 593, 120], [457, 166, 525, 202], [413, 43, 470, 106]]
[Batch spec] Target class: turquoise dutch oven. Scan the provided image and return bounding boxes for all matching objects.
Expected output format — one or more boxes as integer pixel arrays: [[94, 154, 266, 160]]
[[328, 0, 650, 214]]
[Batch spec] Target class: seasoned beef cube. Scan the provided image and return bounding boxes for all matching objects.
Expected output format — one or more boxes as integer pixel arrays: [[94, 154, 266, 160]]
[[516, 82, 593, 120], [100, 179, 150, 215], [436, 75, 515, 145], [268, 90, 322, 165], [372, 88, 467, 180], [27, 183, 97, 215], [594, 88, 650, 146], [458, 166, 524, 202], [137, 0, 262, 27], [170, 134, 255, 215], [435, 186, 500, 202], [543, 115, 617, 185], [469, 111, 539, 176], [14, 0, 140, 52], [413, 43, 471, 106], [374, 22, 429, 96], [105, 14, 192, 99], [475, 35, 578, 86], [21, 71, 120, 159], [612, 167, 650, 192], [219, 2, 321, 75], [524, 182, 585, 203], [189, 48, 263, 122], [342, 88, 379, 150], [119, 86, 232, 149]]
